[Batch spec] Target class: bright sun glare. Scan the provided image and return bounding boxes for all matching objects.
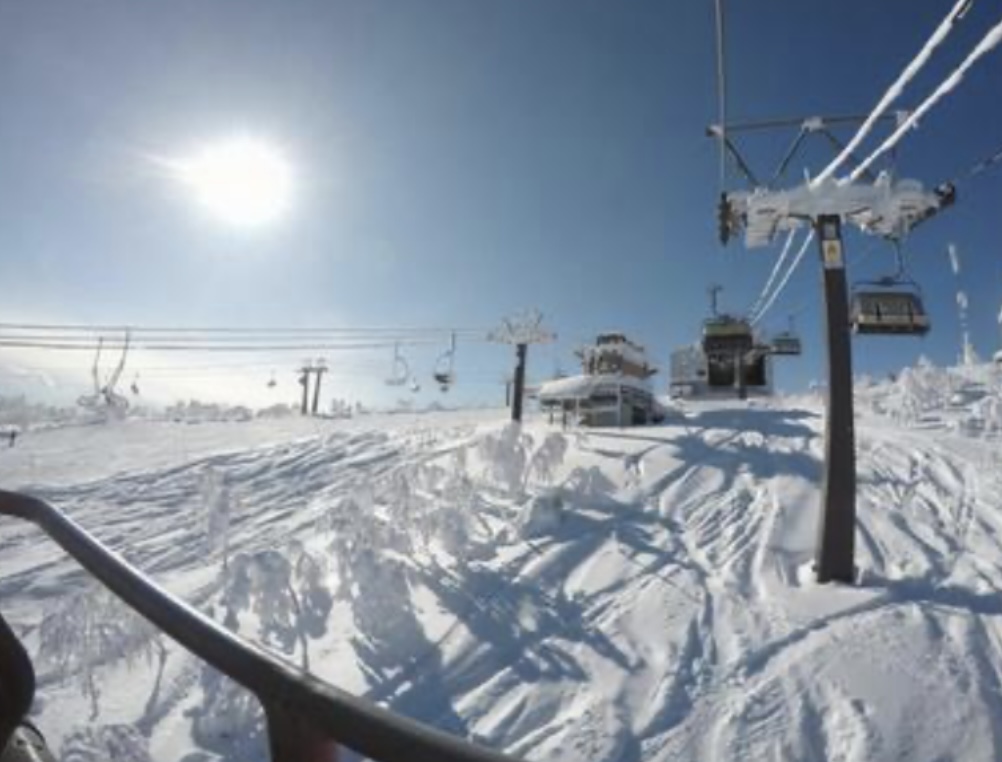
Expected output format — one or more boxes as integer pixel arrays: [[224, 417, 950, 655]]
[[172, 137, 293, 228]]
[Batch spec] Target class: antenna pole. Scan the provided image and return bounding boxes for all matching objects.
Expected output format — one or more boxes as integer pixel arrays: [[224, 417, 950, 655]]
[[815, 215, 857, 583], [708, 284, 722, 316]]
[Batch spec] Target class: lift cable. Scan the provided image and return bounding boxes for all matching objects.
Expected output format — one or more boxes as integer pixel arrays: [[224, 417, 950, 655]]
[[813, 0, 974, 186], [849, 12, 1002, 184], [952, 142, 1002, 184], [713, 0, 729, 188], [0, 332, 451, 347], [750, 231, 815, 326], [0, 321, 488, 338], [746, 230, 799, 318], [0, 339, 444, 353]]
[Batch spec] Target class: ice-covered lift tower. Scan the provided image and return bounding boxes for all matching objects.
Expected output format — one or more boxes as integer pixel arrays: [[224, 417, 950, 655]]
[[721, 171, 956, 248]]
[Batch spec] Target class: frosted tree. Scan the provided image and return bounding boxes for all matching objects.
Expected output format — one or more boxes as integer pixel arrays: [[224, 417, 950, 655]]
[[377, 468, 422, 552], [323, 487, 373, 598], [323, 483, 421, 596], [37, 587, 168, 727], [61, 724, 153, 762], [523, 432, 569, 492], [199, 466, 234, 573], [477, 423, 532, 498], [190, 669, 266, 761], [221, 542, 332, 671], [349, 549, 422, 668]]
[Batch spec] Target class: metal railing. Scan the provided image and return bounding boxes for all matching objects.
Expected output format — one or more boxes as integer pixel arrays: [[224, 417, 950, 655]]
[[0, 490, 523, 762]]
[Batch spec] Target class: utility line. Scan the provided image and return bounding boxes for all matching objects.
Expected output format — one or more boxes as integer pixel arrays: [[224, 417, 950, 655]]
[[0, 321, 488, 337], [0, 340, 441, 353], [0, 333, 446, 347]]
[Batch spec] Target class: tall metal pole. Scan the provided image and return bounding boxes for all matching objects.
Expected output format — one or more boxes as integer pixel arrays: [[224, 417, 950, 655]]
[[511, 343, 527, 423], [311, 366, 327, 416], [815, 215, 856, 584], [299, 367, 311, 416], [735, 349, 747, 400]]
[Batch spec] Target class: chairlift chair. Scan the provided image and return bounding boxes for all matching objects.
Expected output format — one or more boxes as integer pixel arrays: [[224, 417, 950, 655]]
[[433, 332, 457, 392], [770, 333, 802, 356], [385, 343, 411, 387], [770, 317, 802, 356], [850, 276, 931, 336]]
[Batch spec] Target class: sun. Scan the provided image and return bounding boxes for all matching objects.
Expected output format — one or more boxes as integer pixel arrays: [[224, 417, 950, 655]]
[[171, 137, 293, 228]]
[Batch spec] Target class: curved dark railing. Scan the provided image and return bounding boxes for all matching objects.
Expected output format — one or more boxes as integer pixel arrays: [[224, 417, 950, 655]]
[[0, 490, 523, 762]]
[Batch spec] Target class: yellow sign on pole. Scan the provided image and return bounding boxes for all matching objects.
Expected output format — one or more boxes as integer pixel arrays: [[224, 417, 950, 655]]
[[823, 239, 844, 269]]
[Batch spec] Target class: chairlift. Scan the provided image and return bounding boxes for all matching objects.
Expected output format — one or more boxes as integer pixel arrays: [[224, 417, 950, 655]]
[[76, 337, 106, 408], [770, 317, 802, 356], [850, 279, 931, 336], [99, 331, 131, 412], [77, 331, 132, 411], [701, 285, 754, 357], [385, 343, 411, 387], [849, 244, 930, 336], [433, 332, 457, 392], [702, 315, 754, 357]]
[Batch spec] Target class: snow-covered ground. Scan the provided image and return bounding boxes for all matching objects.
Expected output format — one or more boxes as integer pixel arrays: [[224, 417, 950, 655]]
[[4, 363, 1002, 761]]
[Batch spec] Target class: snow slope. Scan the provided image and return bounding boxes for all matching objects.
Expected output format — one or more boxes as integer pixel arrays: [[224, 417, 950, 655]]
[[4, 367, 1002, 761]]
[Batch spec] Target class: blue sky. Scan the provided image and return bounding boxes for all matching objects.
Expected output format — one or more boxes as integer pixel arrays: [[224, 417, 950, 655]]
[[0, 0, 999, 407]]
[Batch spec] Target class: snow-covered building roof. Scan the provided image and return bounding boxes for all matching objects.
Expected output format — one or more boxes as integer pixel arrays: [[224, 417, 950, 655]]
[[537, 373, 653, 403]]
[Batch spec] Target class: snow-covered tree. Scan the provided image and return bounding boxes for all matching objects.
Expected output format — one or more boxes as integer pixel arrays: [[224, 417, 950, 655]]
[[349, 550, 422, 667], [477, 423, 532, 498], [523, 432, 569, 491], [199, 466, 234, 573], [61, 724, 153, 762], [189, 669, 265, 761], [37, 587, 168, 726], [221, 543, 332, 671]]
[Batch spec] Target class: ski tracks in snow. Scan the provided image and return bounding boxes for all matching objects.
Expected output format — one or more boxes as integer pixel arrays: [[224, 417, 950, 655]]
[[10, 403, 1002, 760]]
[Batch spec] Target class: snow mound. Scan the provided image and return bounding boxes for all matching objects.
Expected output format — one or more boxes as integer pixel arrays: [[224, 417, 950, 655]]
[[857, 359, 1002, 433]]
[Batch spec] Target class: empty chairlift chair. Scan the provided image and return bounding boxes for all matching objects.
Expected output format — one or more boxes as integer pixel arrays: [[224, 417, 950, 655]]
[[433, 332, 457, 392], [850, 278, 930, 336], [770, 318, 802, 356], [385, 343, 411, 387], [770, 331, 802, 356]]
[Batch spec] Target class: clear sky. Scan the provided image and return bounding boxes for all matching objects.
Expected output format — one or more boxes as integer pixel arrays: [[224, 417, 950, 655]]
[[0, 0, 1000, 409]]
